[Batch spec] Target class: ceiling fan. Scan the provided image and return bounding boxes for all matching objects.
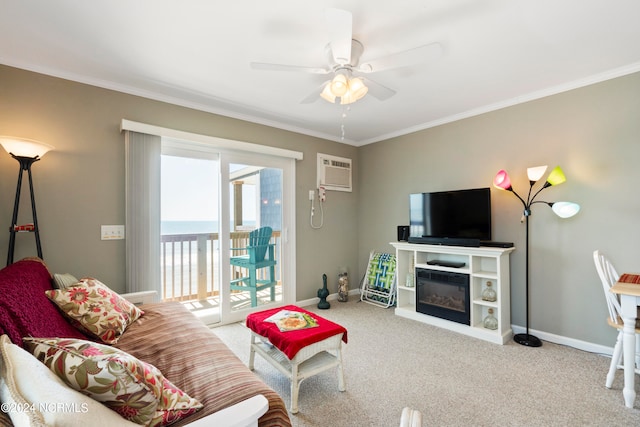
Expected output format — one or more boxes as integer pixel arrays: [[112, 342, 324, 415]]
[[250, 8, 443, 105]]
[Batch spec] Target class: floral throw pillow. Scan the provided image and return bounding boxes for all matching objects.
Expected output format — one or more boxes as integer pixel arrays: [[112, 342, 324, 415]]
[[0, 335, 139, 427], [23, 337, 203, 427], [45, 277, 144, 344]]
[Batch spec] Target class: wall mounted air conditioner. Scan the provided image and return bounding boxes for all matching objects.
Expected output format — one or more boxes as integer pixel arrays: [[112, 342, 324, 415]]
[[317, 153, 352, 192]]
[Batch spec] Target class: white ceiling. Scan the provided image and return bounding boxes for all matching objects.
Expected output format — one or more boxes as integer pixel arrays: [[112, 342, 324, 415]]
[[2, 0, 640, 146]]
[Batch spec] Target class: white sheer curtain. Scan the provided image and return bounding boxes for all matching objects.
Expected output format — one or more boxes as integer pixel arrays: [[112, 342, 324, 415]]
[[124, 131, 161, 294]]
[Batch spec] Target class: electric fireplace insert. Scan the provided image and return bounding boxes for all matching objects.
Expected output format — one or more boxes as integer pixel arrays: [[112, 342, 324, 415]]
[[416, 268, 470, 325]]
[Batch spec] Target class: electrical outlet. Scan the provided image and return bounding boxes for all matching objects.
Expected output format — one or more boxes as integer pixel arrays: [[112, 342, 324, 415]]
[[309, 190, 314, 201], [101, 225, 125, 240]]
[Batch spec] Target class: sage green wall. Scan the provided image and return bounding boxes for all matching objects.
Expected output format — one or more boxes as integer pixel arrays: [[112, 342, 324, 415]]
[[0, 65, 359, 301], [3, 63, 639, 347], [358, 71, 640, 347]]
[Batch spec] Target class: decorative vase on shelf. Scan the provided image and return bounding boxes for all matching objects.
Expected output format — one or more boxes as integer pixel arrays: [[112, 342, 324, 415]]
[[338, 270, 349, 302], [405, 272, 414, 288], [481, 281, 497, 302], [405, 257, 415, 287], [483, 308, 498, 330]]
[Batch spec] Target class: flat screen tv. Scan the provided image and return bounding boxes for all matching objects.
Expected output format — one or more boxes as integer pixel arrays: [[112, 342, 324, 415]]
[[409, 187, 491, 245]]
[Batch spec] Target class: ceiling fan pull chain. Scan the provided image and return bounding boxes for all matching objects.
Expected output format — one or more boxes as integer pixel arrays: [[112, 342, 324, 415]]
[[340, 106, 351, 141]]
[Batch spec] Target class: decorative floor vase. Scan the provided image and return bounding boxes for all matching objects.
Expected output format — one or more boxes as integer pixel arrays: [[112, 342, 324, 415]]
[[338, 272, 349, 302], [317, 273, 330, 309]]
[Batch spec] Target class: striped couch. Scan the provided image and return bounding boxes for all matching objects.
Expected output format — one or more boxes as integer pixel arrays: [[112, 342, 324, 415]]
[[114, 302, 291, 426], [0, 258, 291, 426]]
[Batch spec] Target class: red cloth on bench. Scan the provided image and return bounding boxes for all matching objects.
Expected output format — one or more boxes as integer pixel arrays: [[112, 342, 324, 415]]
[[246, 305, 347, 359]]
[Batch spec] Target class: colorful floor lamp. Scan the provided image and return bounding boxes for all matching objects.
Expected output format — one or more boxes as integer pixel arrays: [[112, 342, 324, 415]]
[[493, 165, 580, 347]]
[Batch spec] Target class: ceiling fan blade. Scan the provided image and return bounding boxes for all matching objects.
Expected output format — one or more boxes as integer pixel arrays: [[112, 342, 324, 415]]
[[362, 77, 396, 101], [325, 8, 352, 65], [358, 42, 443, 73], [300, 81, 331, 104], [250, 62, 330, 75]]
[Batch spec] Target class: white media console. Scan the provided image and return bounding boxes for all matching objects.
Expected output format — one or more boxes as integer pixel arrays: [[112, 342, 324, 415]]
[[391, 242, 515, 345]]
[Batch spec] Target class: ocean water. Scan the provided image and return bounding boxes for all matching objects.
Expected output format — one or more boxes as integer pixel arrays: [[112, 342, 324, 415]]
[[161, 220, 217, 235], [159, 220, 276, 300], [160, 221, 218, 298], [161, 220, 257, 235], [159, 220, 265, 299]]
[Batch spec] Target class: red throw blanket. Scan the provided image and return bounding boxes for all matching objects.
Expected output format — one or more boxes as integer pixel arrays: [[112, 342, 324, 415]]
[[246, 305, 347, 359]]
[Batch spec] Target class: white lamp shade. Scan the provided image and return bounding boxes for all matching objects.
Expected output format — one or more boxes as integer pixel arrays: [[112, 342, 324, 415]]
[[329, 73, 348, 96], [0, 136, 54, 158], [320, 72, 369, 105], [551, 201, 580, 218], [320, 83, 337, 103], [527, 165, 547, 182], [339, 78, 369, 105], [348, 77, 368, 101], [340, 91, 355, 105]]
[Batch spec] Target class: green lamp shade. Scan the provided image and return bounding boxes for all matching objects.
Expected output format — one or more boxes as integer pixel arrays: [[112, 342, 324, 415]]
[[493, 170, 512, 190], [551, 201, 580, 218], [546, 166, 566, 186]]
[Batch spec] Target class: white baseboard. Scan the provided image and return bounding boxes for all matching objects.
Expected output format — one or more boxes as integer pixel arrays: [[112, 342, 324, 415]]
[[509, 325, 614, 357], [296, 291, 615, 358], [296, 289, 360, 309]]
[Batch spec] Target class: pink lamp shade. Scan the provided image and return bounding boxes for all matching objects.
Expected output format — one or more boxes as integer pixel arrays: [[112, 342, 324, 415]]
[[493, 170, 512, 191]]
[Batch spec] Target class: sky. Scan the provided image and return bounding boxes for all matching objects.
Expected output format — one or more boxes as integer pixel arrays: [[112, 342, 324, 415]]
[[161, 155, 256, 223], [161, 155, 218, 221]]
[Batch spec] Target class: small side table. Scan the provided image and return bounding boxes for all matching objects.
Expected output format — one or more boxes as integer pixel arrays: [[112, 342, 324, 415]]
[[246, 305, 347, 414]]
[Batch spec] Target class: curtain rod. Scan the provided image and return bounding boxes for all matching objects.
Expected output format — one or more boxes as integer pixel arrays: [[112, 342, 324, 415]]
[[120, 119, 303, 160]]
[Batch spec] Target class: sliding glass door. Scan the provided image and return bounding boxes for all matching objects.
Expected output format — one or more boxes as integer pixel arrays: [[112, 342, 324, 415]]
[[160, 140, 295, 325], [160, 147, 221, 324], [219, 151, 294, 324], [227, 161, 283, 312]]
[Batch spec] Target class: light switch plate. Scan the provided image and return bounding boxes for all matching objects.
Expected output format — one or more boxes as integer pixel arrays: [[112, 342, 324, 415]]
[[101, 225, 125, 240]]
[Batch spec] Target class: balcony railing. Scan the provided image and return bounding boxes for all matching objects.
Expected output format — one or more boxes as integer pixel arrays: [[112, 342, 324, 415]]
[[160, 230, 281, 302]]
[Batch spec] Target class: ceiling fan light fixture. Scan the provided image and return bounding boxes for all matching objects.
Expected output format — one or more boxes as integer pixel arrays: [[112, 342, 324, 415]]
[[348, 77, 368, 100], [320, 83, 337, 103], [322, 74, 369, 105], [252, 9, 443, 109], [340, 91, 355, 105], [329, 72, 348, 97]]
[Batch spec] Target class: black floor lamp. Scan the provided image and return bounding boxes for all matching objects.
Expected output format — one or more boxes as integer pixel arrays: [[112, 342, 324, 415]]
[[0, 136, 54, 266], [493, 165, 580, 347]]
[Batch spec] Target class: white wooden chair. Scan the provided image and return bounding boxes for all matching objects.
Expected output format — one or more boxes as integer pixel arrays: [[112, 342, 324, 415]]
[[592, 250, 640, 388], [400, 407, 422, 427]]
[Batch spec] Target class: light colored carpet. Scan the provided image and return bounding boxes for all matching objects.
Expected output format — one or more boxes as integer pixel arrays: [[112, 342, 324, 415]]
[[212, 299, 640, 426]]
